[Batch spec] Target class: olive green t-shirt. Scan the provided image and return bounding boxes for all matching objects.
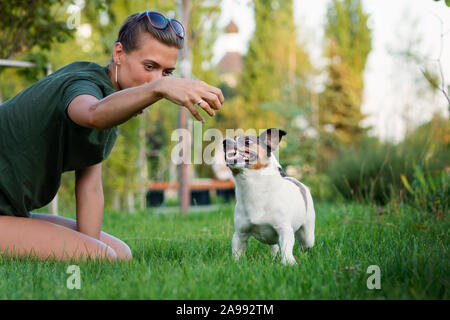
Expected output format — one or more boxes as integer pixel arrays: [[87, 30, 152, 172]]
[[0, 61, 118, 217]]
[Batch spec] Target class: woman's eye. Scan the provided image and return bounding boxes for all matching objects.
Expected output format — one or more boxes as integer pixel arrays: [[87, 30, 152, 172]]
[[145, 65, 153, 70], [164, 70, 174, 76]]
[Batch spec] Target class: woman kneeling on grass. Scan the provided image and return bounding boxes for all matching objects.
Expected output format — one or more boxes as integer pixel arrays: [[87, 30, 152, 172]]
[[0, 11, 224, 262]]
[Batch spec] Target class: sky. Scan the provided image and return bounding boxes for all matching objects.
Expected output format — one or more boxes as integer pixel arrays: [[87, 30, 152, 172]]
[[213, 0, 450, 142]]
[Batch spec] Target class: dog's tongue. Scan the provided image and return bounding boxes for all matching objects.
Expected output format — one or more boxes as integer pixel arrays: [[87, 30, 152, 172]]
[[226, 152, 245, 163], [235, 154, 246, 162]]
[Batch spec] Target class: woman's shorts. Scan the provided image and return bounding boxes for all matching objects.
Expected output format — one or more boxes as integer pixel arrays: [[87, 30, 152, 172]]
[[0, 190, 30, 217]]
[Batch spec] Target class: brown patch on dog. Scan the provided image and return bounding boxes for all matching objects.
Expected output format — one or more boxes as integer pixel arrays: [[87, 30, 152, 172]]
[[247, 160, 269, 170], [231, 168, 241, 176], [283, 176, 308, 211], [247, 143, 270, 170]]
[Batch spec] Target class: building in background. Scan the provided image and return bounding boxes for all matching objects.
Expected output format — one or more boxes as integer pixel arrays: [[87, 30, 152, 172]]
[[218, 21, 243, 88]]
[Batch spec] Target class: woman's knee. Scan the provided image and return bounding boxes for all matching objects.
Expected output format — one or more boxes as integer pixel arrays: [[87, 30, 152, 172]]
[[113, 241, 132, 261], [99, 234, 132, 261], [101, 244, 119, 261], [78, 236, 129, 262], [0, 216, 118, 262], [29, 213, 131, 261]]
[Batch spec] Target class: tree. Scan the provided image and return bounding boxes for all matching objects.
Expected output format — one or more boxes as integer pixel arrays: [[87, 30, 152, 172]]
[[224, 0, 312, 132], [0, 0, 74, 103], [431, 0, 450, 7], [219, 0, 315, 176], [0, 0, 75, 59], [319, 0, 372, 153]]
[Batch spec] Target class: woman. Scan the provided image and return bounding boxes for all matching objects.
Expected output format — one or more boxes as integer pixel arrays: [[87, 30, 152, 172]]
[[0, 11, 224, 262]]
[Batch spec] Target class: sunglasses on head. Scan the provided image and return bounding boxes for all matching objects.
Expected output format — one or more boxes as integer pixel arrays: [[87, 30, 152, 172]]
[[118, 11, 185, 43]]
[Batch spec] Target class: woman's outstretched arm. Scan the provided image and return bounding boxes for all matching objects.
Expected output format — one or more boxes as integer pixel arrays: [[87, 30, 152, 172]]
[[67, 77, 224, 130]]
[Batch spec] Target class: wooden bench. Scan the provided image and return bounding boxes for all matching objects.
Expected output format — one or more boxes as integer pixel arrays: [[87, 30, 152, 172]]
[[147, 179, 235, 206]]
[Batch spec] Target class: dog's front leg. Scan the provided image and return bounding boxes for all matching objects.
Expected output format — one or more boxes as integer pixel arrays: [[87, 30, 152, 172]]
[[269, 244, 279, 259], [277, 226, 297, 265], [232, 231, 248, 261]]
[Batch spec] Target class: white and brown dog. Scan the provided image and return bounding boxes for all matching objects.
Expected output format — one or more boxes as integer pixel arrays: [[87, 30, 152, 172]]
[[223, 129, 315, 265]]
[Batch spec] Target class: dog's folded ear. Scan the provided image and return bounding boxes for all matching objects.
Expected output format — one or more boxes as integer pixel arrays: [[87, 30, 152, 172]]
[[223, 138, 236, 152], [259, 128, 287, 153]]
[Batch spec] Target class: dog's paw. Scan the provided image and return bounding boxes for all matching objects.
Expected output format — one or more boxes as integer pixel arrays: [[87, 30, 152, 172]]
[[281, 257, 298, 266], [232, 253, 241, 262]]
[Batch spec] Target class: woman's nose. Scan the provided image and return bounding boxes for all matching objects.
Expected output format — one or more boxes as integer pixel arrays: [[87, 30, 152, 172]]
[[147, 72, 164, 83]]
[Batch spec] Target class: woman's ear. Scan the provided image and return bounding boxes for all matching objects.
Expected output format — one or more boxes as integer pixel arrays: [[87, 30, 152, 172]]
[[113, 42, 124, 65]]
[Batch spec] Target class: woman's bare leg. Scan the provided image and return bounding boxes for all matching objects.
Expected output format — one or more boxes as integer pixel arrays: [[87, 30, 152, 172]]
[[30, 213, 132, 261], [0, 215, 117, 262]]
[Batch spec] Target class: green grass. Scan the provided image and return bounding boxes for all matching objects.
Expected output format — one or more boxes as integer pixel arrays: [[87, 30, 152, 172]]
[[0, 202, 448, 299]]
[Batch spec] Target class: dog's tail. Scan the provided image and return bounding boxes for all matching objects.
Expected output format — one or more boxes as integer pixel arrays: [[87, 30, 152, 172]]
[[301, 184, 315, 249]]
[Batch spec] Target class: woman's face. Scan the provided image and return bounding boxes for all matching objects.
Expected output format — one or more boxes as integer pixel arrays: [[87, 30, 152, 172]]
[[114, 32, 180, 89]]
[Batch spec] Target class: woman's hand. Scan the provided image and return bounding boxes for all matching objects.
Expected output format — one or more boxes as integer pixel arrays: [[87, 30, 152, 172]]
[[154, 77, 224, 122]]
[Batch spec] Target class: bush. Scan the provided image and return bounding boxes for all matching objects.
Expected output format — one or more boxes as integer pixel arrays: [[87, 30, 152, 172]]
[[400, 163, 448, 219], [326, 116, 449, 205], [326, 137, 398, 204]]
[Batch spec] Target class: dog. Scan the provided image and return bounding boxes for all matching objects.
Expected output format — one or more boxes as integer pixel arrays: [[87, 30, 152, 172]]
[[223, 128, 315, 265]]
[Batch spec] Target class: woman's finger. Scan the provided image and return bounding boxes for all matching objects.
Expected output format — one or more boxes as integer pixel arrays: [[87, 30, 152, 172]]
[[186, 101, 205, 122], [197, 99, 215, 117], [198, 81, 224, 105], [207, 85, 225, 105], [201, 92, 222, 111]]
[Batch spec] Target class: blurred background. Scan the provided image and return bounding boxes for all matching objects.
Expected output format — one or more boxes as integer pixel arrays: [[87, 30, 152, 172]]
[[0, 0, 448, 216]]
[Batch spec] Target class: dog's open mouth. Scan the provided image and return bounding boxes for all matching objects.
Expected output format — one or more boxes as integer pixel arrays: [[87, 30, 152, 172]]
[[226, 150, 257, 164]]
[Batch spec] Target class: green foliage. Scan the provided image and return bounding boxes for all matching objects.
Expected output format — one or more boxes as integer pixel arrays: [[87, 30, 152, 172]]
[[215, 0, 316, 183], [237, 0, 312, 129], [261, 98, 321, 187], [432, 0, 450, 7], [325, 0, 372, 74], [16, 52, 51, 82], [400, 163, 448, 219], [397, 115, 449, 217], [319, 0, 372, 151], [187, 0, 223, 179], [326, 137, 397, 204], [326, 115, 449, 206], [0, 0, 74, 59], [319, 41, 368, 145], [145, 101, 177, 181], [4, 0, 444, 216]]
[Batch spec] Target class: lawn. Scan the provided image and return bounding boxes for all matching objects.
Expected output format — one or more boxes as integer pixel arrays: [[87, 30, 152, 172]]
[[0, 202, 448, 299]]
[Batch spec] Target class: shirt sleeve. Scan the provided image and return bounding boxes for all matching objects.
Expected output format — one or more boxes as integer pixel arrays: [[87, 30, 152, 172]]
[[62, 79, 104, 120]]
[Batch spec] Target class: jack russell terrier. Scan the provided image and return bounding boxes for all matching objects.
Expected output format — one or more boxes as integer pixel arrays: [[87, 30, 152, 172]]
[[223, 128, 315, 265]]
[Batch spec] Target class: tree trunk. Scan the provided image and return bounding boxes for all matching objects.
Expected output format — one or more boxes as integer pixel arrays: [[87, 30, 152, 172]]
[[178, 0, 192, 215], [0, 75, 3, 104], [49, 194, 58, 216], [137, 116, 148, 211], [113, 193, 121, 212], [127, 192, 135, 214]]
